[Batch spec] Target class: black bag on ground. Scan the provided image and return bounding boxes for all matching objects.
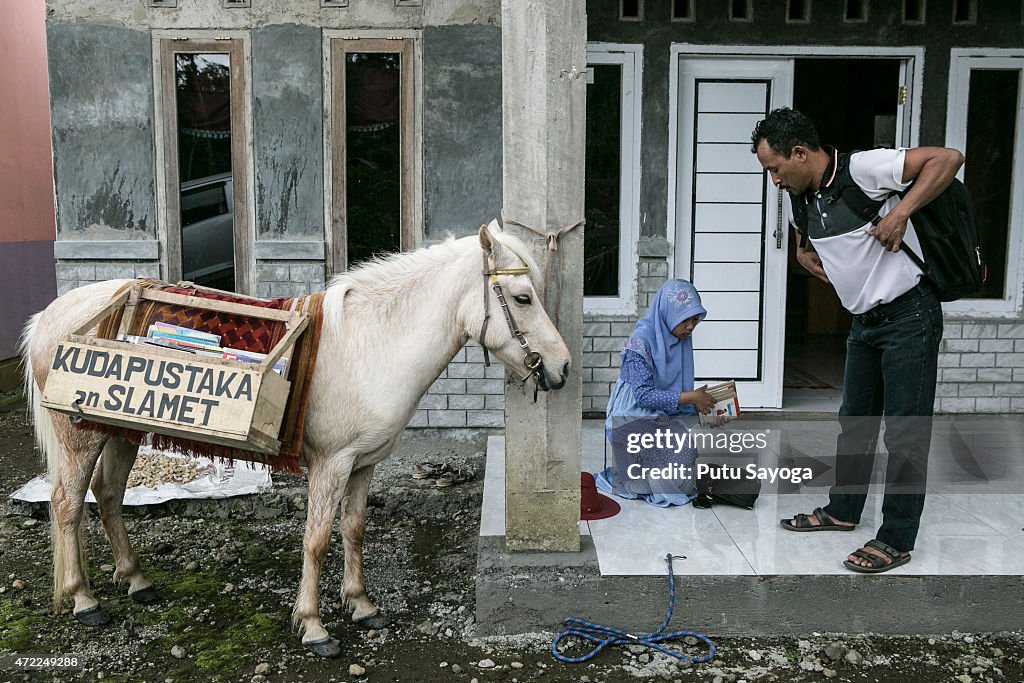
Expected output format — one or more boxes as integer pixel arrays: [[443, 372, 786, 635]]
[[828, 152, 987, 302], [694, 463, 761, 509]]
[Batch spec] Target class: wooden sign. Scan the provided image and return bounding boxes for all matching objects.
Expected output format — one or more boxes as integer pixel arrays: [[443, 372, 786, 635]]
[[39, 284, 307, 455]]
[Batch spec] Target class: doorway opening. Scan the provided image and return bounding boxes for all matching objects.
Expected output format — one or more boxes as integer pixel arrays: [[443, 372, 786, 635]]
[[783, 57, 902, 409]]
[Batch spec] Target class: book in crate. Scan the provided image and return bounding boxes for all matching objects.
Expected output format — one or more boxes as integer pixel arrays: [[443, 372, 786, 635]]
[[39, 284, 310, 455], [119, 321, 288, 375]]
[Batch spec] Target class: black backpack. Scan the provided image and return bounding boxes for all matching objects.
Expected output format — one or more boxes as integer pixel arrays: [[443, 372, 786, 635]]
[[794, 151, 987, 302], [694, 463, 761, 509]]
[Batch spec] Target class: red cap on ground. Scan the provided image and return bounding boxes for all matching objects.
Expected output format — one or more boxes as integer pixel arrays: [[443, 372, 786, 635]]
[[580, 471, 621, 521]]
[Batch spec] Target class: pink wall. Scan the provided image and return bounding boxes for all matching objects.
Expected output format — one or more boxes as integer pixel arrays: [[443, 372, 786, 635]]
[[0, 0, 56, 244], [0, 0, 57, 365]]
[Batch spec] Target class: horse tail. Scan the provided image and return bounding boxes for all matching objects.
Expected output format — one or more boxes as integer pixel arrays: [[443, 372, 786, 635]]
[[20, 310, 68, 611]]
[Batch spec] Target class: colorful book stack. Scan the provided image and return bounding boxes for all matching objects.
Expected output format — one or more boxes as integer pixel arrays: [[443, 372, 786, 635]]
[[118, 322, 288, 375], [147, 323, 223, 357], [222, 349, 288, 375]]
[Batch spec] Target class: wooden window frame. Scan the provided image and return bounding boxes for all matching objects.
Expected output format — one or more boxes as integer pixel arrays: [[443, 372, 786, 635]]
[[728, 0, 753, 22], [953, 0, 977, 25], [671, 0, 696, 22], [329, 37, 415, 274], [902, 0, 926, 24], [158, 38, 251, 293], [843, 0, 869, 23], [786, 0, 811, 23], [620, 0, 643, 21]]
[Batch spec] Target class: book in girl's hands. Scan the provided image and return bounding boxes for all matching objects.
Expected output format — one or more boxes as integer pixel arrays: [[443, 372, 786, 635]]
[[699, 381, 741, 427]]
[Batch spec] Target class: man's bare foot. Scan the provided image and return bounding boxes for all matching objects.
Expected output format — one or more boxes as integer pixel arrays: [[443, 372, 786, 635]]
[[779, 507, 856, 532]]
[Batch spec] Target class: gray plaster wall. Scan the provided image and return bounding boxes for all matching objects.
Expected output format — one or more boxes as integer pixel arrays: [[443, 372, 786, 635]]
[[47, 22, 156, 240], [46, 0, 499, 30], [253, 24, 324, 240], [422, 25, 503, 239]]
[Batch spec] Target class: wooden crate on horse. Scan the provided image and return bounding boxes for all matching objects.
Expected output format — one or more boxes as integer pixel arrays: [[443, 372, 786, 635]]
[[39, 282, 310, 456]]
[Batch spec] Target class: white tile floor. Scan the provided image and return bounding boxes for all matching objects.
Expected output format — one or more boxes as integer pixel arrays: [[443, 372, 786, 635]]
[[480, 418, 1024, 577]]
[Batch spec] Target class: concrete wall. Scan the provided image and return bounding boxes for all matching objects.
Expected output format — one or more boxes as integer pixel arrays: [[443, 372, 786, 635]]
[[253, 24, 324, 242], [0, 0, 57, 385], [47, 23, 157, 241], [422, 25, 503, 239], [47, 21, 159, 296], [252, 24, 326, 299]]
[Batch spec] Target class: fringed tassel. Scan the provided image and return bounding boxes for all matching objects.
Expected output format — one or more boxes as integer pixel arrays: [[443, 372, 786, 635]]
[[72, 422, 301, 474]]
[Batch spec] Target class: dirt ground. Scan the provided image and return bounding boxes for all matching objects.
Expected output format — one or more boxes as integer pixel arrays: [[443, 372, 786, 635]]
[[1, 387, 1022, 683]]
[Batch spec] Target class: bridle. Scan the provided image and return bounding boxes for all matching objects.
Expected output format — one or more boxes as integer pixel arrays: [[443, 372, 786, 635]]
[[478, 251, 546, 399]]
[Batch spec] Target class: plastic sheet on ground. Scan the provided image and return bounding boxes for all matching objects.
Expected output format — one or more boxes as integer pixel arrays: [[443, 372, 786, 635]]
[[8, 445, 273, 506]]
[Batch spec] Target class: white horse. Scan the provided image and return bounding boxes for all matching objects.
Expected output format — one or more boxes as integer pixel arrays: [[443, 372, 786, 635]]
[[21, 220, 571, 657]]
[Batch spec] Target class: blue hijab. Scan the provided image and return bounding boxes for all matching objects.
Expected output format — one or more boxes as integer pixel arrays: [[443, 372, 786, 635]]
[[624, 280, 707, 395]]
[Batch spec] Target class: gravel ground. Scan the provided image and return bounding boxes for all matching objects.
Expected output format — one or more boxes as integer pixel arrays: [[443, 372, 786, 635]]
[[1, 388, 1022, 683]]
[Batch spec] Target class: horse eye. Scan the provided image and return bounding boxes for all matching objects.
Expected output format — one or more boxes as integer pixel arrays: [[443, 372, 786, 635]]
[[513, 294, 531, 305]]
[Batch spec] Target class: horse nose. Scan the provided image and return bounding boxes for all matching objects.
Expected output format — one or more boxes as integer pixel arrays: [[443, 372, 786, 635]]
[[561, 361, 570, 380]]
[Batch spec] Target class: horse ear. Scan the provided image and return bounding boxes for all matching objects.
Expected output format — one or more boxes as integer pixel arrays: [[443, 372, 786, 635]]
[[479, 220, 503, 259]]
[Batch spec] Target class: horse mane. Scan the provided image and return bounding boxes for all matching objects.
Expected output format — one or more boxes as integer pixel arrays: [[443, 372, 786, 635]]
[[322, 229, 542, 328]]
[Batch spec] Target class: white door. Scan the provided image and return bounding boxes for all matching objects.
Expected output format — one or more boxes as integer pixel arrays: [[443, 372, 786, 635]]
[[672, 58, 793, 408]]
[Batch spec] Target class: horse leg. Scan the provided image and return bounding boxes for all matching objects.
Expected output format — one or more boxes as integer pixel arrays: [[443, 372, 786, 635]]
[[90, 439, 159, 605], [293, 453, 354, 658], [49, 426, 109, 625], [339, 463, 388, 629]]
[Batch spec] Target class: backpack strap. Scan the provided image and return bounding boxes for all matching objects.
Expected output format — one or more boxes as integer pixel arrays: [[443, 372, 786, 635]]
[[832, 151, 929, 272], [788, 194, 809, 249]]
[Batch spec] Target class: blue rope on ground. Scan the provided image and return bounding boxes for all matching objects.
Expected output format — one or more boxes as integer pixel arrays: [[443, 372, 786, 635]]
[[550, 553, 717, 665]]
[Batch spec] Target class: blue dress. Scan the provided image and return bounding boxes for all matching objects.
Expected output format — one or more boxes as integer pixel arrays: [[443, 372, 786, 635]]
[[595, 279, 706, 508], [596, 345, 700, 507]]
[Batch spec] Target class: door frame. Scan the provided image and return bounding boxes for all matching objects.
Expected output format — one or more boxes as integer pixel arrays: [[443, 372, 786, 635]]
[[671, 57, 793, 408], [153, 31, 255, 294], [322, 29, 422, 276], [667, 44, 924, 277], [666, 44, 923, 409]]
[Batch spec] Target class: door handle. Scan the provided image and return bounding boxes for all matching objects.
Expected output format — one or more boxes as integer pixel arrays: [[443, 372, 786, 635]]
[[773, 189, 784, 249]]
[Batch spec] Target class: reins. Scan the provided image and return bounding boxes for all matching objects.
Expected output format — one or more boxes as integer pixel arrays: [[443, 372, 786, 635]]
[[501, 213, 585, 325], [550, 554, 717, 666], [479, 251, 545, 401]]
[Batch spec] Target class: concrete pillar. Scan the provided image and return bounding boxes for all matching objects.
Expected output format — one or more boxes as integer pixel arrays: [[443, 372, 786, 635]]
[[500, 0, 586, 552]]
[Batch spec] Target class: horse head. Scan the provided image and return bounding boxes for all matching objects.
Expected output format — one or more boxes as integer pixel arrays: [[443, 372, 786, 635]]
[[470, 219, 571, 391]]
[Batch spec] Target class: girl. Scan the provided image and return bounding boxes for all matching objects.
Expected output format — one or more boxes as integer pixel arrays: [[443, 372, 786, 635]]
[[597, 279, 714, 506]]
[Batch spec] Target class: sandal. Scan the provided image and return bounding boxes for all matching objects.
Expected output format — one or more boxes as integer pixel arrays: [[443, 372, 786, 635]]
[[779, 507, 856, 532], [843, 539, 911, 574], [435, 467, 474, 488], [411, 462, 448, 480]]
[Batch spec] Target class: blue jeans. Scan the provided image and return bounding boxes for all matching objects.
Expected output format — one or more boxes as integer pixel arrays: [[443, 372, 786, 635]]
[[823, 283, 943, 551]]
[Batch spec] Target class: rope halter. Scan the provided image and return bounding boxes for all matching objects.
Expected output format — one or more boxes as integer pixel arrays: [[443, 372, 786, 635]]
[[478, 250, 545, 398]]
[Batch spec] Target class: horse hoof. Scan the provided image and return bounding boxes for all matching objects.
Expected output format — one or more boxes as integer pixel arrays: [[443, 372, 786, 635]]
[[303, 636, 341, 658], [129, 586, 161, 605], [354, 610, 390, 630], [74, 604, 112, 627]]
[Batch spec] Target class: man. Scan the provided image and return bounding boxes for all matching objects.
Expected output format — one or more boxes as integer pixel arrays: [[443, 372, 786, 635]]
[[750, 107, 964, 573]]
